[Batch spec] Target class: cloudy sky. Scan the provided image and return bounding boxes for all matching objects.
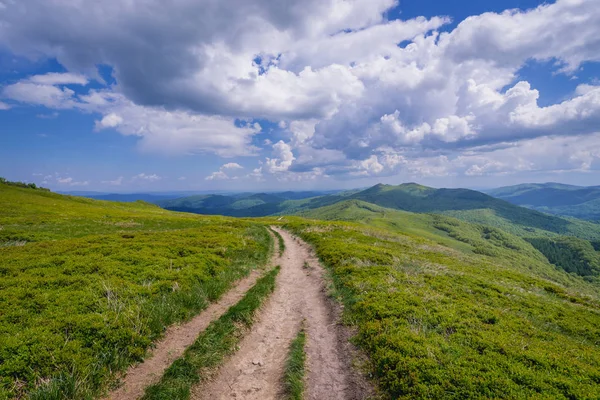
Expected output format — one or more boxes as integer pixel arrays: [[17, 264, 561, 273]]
[[1, 0, 599, 192]]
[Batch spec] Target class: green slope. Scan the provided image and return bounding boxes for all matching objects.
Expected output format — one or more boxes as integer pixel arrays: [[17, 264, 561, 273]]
[[298, 200, 600, 281], [485, 182, 584, 198], [486, 183, 600, 221], [159, 182, 600, 240], [282, 210, 600, 399], [0, 183, 272, 399], [289, 183, 600, 240]]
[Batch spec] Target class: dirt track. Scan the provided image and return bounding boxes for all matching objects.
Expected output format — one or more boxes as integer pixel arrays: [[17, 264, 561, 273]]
[[191, 227, 371, 400], [107, 268, 267, 400], [109, 227, 371, 400]]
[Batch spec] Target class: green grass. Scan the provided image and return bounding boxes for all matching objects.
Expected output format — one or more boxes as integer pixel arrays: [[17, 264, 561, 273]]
[[525, 236, 600, 279], [269, 227, 286, 256], [0, 184, 272, 399], [141, 267, 280, 400], [283, 217, 600, 399], [283, 327, 307, 400]]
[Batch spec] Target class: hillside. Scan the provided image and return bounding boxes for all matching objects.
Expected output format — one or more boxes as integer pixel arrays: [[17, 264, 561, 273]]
[[486, 182, 600, 221], [158, 191, 340, 217], [0, 183, 272, 399], [3, 183, 600, 399], [290, 183, 600, 240], [159, 183, 600, 240], [282, 211, 600, 399], [298, 200, 600, 281]]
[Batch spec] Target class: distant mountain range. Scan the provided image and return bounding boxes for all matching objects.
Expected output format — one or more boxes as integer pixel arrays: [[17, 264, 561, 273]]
[[61, 190, 342, 205], [58, 190, 231, 201], [159, 182, 600, 240], [485, 183, 600, 221]]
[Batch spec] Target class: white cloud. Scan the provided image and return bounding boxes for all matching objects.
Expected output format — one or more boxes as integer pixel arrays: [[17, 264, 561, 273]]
[[0, 101, 11, 110], [440, 0, 600, 72], [2, 72, 89, 109], [95, 113, 123, 129], [178, 176, 187, 181], [205, 170, 230, 181], [102, 176, 124, 186], [4, 82, 263, 157], [222, 163, 244, 170], [205, 163, 245, 180], [264, 141, 295, 173], [2, 82, 77, 109], [132, 173, 161, 182], [27, 72, 88, 86], [57, 177, 73, 184], [84, 91, 263, 157], [55, 176, 90, 186], [1, 0, 600, 183]]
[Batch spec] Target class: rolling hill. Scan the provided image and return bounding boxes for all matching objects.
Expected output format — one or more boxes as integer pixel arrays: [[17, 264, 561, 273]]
[[282, 208, 600, 398], [161, 183, 600, 240], [158, 190, 345, 217], [486, 182, 600, 221], [0, 182, 272, 399], [3, 181, 600, 399]]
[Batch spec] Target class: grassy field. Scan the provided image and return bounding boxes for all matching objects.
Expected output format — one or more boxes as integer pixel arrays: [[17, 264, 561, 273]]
[[4, 182, 600, 399], [142, 267, 279, 400], [0, 184, 272, 399], [282, 213, 600, 399]]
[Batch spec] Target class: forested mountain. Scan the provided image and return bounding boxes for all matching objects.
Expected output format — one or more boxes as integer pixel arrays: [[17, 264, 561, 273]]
[[158, 190, 345, 216], [161, 183, 600, 240], [486, 182, 600, 221]]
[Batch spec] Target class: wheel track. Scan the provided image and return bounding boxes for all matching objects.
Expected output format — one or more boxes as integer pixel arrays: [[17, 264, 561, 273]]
[[191, 227, 371, 400]]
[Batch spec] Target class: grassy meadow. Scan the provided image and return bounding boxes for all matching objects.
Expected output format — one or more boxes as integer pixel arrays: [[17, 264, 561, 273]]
[[0, 184, 272, 399], [4, 181, 600, 399], [283, 208, 600, 399]]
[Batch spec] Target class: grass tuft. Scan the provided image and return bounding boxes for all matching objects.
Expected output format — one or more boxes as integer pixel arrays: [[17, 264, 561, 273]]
[[283, 326, 307, 400], [142, 266, 280, 400], [269, 227, 286, 256]]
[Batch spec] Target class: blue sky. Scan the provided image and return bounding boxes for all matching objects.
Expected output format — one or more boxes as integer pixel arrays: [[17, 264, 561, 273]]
[[1, 0, 599, 192]]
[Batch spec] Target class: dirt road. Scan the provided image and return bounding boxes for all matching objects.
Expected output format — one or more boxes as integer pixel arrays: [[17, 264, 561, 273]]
[[191, 227, 370, 400], [108, 268, 267, 400]]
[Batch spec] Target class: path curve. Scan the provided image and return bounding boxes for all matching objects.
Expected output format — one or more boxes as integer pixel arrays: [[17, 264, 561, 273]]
[[191, 227, 371, 400]]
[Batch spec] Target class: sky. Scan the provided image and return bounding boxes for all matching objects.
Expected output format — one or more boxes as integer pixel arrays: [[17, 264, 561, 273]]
[[1, 0, 600, 193]]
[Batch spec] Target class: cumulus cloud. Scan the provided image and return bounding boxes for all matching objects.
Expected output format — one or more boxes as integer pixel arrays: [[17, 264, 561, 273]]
[[206, 163, 245, 180], [222, 163, 244, 170], [26, 72, 88, 86], [95, 113, 123, 129], [264, 141, 295, 173], [0, 0, 394, 120], [3, 79, 263, 157], [440, 0, 600, 72], [55, 176, 90, 186], [132, 173, 161, 182], [102, 176, 124, 186], [1, 0, 600, 183], [205, 170, 230, 181]]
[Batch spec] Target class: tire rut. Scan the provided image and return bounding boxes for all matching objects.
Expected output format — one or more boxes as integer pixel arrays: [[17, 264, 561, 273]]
[[107, 268, 271, 400], [191, 227, 371, 400]]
